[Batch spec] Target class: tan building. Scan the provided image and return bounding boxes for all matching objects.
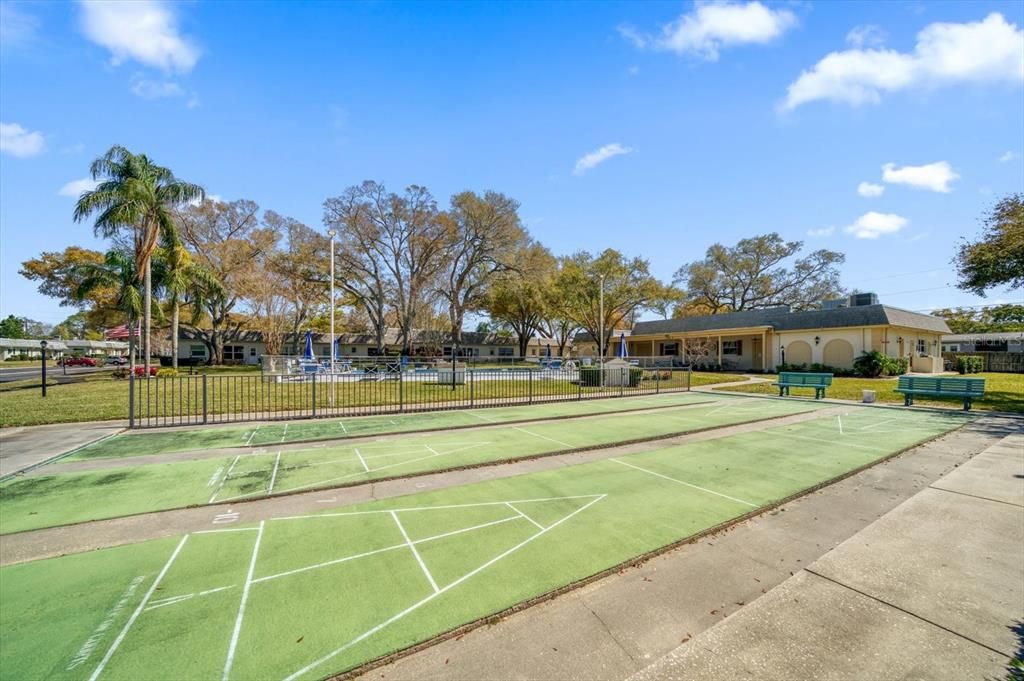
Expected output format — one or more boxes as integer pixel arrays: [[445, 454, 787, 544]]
[[623, 300, 950, 373]]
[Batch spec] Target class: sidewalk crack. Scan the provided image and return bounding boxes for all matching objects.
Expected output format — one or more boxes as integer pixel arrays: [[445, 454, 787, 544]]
[[583, 599, 639, 666]]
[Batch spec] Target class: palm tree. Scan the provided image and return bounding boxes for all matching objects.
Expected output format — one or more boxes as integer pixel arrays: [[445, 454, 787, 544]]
[[74, 250, 147, 373], [73, 145, 204, 375], [161, 242, 222, 369]]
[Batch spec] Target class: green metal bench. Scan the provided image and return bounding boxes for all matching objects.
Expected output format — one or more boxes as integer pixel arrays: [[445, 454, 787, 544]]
[[772, 372, 833, 399], [894, 375, 985, 411]]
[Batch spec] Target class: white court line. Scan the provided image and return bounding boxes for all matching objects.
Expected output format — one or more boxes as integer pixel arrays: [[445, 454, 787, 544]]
[[279, 423, 289, 444], [245, 425, 260, 447], [354, 448, 370, 472], [253, 515, 521, 583], [467, 411, 498, 422], [837, 415, 844, 435], [512, 427, 573, 449], [280, 495, 606, 681], [391, 511, 440, 593], [208, 455, 242, 504], [610, 459, 757, 508], [87, 535, 189, 681], [859, 418, 896, 431], [272, 494, 605, 521], [265, 443, 490, 498], [755, 429, 891, 453], [222, 521, 264, 681], [338, 422, 347, 434], [145, 585, 236, 612], [195, 527, 259, 535], [505, 502, 544, 530], [267, 452, 282, 494]]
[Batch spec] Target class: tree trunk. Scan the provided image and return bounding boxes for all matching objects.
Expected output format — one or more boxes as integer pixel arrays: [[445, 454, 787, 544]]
[[171, 300, 179, 370], [127, 316, 137, 374], [144, 260, 152, 376]]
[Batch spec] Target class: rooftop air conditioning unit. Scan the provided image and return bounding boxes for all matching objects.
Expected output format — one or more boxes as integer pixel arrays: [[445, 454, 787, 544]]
[[848, 292, 879, 307]]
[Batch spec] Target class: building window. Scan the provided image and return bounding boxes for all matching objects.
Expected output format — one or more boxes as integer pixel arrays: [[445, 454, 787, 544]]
[[916, 339, 927, 355], [190, 344, 206, 358], [489, 349, 494, 355], [977, 340, 1008, 351], [249, 347, 257, 357], [661, 342, 678, 356], [722, 340, 742, 355], [223, 345, 244, 361], [498, 347, 513, 357]]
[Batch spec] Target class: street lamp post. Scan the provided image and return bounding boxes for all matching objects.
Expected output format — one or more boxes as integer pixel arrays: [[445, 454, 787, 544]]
[[39, 340, 48, 398], [598, 274, 606, 387], [327, 229, 337, 406]]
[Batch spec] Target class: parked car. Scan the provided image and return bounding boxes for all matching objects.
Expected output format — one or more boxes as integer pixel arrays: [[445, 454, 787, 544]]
[[104, 355, 128, 366], [60, 356, 97, 367]]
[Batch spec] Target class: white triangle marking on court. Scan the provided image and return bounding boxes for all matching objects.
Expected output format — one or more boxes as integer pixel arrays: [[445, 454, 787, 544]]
[[278, 493, 606, 681]]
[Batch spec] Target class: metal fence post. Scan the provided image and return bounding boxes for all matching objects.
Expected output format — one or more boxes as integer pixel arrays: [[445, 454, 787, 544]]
[[311, 373, 317, 418], [687, 364, 692, 391], [528, 369, 533, 405], [399, 368, 404, 413], [656, 367, 661, 394], [577, 367, 582, 400], [202, 374, 208, 425], [620, 368, 625, 397], [128, 374, 135, 428], [470, 367, 474, 408]]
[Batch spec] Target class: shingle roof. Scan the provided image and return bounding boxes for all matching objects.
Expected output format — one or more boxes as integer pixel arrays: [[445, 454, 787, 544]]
[[631, 305, 950, 335]]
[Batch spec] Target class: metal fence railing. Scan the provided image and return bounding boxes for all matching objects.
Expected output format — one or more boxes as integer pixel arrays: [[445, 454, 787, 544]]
[[128, 362, 692, 429]]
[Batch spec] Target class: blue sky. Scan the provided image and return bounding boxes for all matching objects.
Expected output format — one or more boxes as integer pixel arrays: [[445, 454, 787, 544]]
[[1, 0, 1022, 326]]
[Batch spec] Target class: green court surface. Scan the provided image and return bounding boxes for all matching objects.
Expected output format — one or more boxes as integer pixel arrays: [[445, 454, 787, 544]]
[[0, 407, 970, 681], [69, 392, 719, 461], [0, 398, 822, 534]]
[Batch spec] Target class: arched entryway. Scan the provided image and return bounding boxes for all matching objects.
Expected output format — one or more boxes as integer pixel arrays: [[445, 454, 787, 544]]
[[823, 339, 854, 368], [786, 340, 812, 366]]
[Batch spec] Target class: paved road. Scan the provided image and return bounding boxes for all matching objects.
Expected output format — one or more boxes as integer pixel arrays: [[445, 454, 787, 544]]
[[0, 364, 115, 383]]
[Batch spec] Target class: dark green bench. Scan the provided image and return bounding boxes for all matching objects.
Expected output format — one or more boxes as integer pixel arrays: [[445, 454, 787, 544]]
[[772, 372, 833, 399], [894, 375, 985, 411]]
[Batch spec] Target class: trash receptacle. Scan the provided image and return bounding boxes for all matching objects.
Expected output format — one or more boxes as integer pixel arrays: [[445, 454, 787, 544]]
[[862, 389, 876, 404]]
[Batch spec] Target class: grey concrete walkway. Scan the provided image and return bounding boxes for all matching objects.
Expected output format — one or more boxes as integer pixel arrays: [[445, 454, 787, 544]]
[[0, 420, 125, 478], [628, 432, 1023, 681], [351, 416, 1019, 681]]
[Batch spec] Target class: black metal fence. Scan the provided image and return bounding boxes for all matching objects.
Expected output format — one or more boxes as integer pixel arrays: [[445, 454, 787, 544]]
[[942, 351, 1023, 373], [128, 363, 692, 428]]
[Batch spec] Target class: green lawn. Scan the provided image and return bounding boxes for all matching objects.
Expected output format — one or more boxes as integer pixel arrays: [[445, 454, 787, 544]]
[[0, 370, 733, 427], [714, 372, 1024, 413], [0, 406, 969, 681], [0, 396, 823, 533]]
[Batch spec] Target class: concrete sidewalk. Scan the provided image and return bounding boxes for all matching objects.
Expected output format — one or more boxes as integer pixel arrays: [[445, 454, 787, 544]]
[[629, 432, 1023, 681], [353, 416, 1019, 681], [0, 420, 125, 478]]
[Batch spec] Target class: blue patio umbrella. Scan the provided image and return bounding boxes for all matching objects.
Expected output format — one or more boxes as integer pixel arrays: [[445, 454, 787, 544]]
[[334, 337, 343, 360], [302, 331, 315, 360], [617, 332, 628, 358]]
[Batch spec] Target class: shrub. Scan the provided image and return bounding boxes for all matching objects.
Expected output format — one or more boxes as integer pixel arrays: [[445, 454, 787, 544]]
[[853, 351, 887, 378], [156, 368, 179, 377], [112, 368, 129, 380], [133, 366, 158, 377], [886, 357, 909, 376], [955, 355, 984, 374]]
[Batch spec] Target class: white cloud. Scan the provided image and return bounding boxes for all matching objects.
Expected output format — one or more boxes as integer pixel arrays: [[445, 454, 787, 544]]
[[573, 143, 634, 175], [846, 24, 886, 48], [807, 226, 835, 237], [0, 122, 45, 157], [79, 0, 199, 73], [619, 1, 797, 61], [130, 77, 185, 99], [0, 3, 40, 48], [782, 13, 1024, 110], [627, 65, 640, 76], [857, 181, 885, 197], [188, 193, 223, 207], [882, 161, 959, 192], [58, 178, 100, 198], [845, 211, 908, 239], [999, 150, 1019, 162]]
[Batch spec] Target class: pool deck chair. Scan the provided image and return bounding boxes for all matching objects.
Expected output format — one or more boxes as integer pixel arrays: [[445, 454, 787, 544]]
[[773, 372, 833, 400], [895, 375, 985, 411]]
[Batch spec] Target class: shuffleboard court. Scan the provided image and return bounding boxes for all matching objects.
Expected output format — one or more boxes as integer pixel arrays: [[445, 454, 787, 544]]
[[0, 398, 822, 534], [0, 407, 970, 681], [68, 391, 721, 461]]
